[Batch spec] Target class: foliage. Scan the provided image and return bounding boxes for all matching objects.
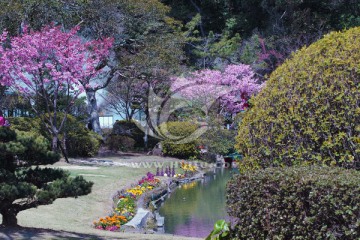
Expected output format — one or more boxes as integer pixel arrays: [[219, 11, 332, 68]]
[[0, 0, 81, 35], [160, 121, 200, 159], [0, 0, 122, 40], [7, 117, 42, 133], [227, 166, 360, 239], [63, 115, 102, 157], [164, 0, 360, 70], [9, 115, 101, 158], [0, 127, 93, 226], [199, 119, 237, 157], [206, 219, 231, 240], [236, 27, 360, 169], [0, 24, 112, 151], [182, 13, 241, 68], [104, 0, 185, 129], [111, 120, 144, 147], [105, 135, 136, 152], [0, 128, 59, 168], [109, 120, 158, 150], [171, 64, 262, 114]]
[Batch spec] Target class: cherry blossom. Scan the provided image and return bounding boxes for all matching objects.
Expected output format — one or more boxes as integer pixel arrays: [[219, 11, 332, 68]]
[[171, 64, 263, 114]]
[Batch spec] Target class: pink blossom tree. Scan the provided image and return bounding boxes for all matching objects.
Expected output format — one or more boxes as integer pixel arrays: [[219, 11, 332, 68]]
[[171, 64, 263, 115], [0, 24, 113, 158]]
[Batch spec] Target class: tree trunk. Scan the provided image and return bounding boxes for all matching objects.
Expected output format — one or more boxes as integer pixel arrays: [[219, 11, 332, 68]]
[[52, 135, 58, 152], [1, 208, 18, 226], [86, 89, 102, 136], [52, 133, 69, 163]]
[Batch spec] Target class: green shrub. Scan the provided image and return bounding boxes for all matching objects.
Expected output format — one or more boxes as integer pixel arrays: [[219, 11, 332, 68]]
[[160, 121, 200, 159], [8, 117, 42, 133], [15, 130, 60, 164], [236, 27, 360, 169], [105, 135, 136, 151], [9, 115, 101, 158], [111, 120, 158, 150], [227, 166, 360, 239], [60, 115, 101, 157], [200, 128, 237, 156], [0, 128, 59, 168], [66, 130, 101, 157]]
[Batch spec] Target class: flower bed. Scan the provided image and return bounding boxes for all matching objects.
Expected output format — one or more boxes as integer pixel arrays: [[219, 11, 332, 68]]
[[93, 163, 199, 231], [93, 172, 160, 231], [155, 162, 198, 178]]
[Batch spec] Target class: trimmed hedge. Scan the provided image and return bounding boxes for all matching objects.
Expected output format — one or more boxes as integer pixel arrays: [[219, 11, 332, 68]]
[[227, 166, 360, 239], [160, 121, 200, 159], [236, 27, 360, 169]]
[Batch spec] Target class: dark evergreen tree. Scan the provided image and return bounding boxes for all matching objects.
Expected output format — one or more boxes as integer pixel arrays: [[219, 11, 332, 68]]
[[0, 127, 93, 226]]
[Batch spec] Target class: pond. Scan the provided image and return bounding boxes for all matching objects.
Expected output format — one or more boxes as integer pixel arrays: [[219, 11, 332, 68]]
[[158, 168, 237, 238]]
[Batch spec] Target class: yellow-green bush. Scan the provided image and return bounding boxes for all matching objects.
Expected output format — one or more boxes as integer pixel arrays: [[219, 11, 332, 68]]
[[227, 166, 360, 239], [160, 121, 200, 159], [236, 27, 360, 169], [8, 117, 42, 133]]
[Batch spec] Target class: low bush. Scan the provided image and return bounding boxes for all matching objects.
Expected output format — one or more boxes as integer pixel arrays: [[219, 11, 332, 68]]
[[226, 166, 360, 239], [105, 135, 136, 151], [160, 121, 200, 159], [66, 130, 101, 157], [111, 120, 158, 150], [63, 115, 101, 157]]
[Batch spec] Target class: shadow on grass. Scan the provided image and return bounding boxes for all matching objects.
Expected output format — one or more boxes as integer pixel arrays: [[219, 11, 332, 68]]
[[96, 148, 145, 158], [0, 225, 126, 240]]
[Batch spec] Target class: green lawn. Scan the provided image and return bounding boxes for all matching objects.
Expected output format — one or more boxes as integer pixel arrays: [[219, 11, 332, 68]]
[[0, 156, 201, 240]]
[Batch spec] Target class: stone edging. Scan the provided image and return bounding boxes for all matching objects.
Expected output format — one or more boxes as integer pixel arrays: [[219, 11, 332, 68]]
[[122, 170, 206, 231]]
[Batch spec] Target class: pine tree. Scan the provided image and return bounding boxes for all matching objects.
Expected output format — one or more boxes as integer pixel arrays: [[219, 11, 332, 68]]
[[0, 127, 93, 226]]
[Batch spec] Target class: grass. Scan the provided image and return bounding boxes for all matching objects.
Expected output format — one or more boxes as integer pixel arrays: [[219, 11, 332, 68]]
[[0, 155, 201, 240]]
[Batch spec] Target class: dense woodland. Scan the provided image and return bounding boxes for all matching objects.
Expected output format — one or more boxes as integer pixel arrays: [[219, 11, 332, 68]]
[[1, 0, 359, 120]]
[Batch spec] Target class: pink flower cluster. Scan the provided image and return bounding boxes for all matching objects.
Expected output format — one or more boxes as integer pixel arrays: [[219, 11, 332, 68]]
[[0, 24, 113, 96], [171, 64, 263, 114]]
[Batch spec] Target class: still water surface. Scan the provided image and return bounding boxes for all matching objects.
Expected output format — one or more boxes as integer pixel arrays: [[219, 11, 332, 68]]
[[158, 168, 237, 238]]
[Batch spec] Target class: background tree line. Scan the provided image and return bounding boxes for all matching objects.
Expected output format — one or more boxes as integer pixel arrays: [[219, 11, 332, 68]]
[[0, 0, 359, 150]]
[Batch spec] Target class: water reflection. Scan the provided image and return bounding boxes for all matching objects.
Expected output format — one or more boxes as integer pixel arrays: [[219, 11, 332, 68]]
[[158, 168, 237, 238]]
